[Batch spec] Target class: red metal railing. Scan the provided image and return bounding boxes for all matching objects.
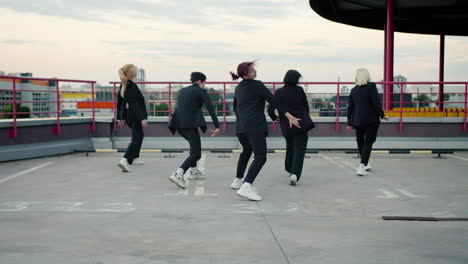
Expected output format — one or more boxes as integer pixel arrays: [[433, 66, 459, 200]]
[[1, 76, 467, 139], [0, 75, 96, 138]]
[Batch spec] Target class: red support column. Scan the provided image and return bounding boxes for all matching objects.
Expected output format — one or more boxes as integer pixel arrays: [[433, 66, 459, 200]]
[[8, 78, 17, 138], [383, 24, 387, 108], [89, 82, 96, 133], [112, 83, 118, 131], [439, 34, 445, 112], [335, 81, 340, 132], [52, 80, 61, 135], [222, 83, 227, 131], [271, 83, 277, 132], [384, 0, 394, 111]]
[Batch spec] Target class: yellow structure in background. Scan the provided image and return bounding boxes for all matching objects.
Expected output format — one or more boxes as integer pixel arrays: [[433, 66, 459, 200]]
[[385, 107, 466, 117]]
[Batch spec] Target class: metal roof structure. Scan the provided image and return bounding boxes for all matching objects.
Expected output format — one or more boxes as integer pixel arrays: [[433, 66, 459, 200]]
[[309, 0, 468, 36]]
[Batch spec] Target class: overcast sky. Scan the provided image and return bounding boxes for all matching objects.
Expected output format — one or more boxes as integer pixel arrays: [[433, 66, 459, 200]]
[[1, 0, 467, 87]]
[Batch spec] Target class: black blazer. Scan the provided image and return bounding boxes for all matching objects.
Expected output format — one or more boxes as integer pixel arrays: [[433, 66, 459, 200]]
[[268, 85, 314, 137], [168, 84, 220, 134], [347, 82, 385, 127], [233, 79, 285, 135], [117, 80, 148, 122]]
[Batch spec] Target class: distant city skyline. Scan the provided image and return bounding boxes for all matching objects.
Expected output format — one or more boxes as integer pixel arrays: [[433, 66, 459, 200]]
[[1, 0, 467, 86]]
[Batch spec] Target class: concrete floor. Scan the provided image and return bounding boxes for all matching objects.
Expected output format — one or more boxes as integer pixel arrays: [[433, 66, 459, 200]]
[[0, 151, 467, 264]]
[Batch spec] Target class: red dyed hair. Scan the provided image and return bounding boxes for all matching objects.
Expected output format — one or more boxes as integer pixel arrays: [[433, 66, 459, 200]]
[[230, 61, 256, 80]]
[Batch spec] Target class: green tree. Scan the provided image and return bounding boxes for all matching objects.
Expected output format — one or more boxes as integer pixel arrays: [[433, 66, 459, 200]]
[[149, 103, 169, 116], [1, 104, 31, 119], [414, 94, 432, 107], [204, 88, 223, 116]]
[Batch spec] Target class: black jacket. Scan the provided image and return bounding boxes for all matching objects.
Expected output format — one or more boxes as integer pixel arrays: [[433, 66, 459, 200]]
[[233, 79, 285, 135], [268, 85, 314, 137], [347, 82, 385, 127], [117, 80, 148, 122], [168, 84, 220, 134]]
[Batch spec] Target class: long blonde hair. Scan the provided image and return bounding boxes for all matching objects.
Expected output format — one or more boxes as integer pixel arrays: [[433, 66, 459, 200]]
[[355, 68, 371, 86], [119, 64, 136, 97]]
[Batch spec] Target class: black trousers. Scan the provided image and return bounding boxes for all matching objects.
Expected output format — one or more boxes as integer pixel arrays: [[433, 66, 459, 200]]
[[124, 119, 144, 164], [285, 132, 308, 180], [355, 123, 380, 166], [178, 128, 201, 172], [236, 131, 267, 184]]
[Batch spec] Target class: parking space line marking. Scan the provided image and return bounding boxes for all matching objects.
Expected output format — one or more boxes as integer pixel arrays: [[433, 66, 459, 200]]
[[377, 189, 400, 198], [448, 154, 468, 162], [396, 189, 425, 198], [319, 154, 346, 169], [0, 162, 53, 185]]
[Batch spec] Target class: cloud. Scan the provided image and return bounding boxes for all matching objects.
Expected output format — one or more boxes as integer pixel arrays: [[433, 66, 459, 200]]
[[1, 39, 34, 45], [0, 0, 297, 25]]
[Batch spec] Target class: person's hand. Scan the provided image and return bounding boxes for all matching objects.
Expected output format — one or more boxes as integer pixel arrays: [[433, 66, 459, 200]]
[[141, 120, 148, 128], [117, 120, 124, 129], [285, 112, 301, 128], [346, 125, 354, 130], [383, 116, 390, 121], [210, 128, 220, 137]]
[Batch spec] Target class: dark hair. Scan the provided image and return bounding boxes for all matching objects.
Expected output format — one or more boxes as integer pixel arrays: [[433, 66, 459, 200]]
[[230, 61, 256, 80], [190, 72, 206, 83], [283, 69, 302, 86]]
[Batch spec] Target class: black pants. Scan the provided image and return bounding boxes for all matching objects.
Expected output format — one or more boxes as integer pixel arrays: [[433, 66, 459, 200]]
[[355, 123, 380, 166], [285, 132, 308, 180], [178, 128, 201, 172], [236, 131, 267, 184], [124, 119, 144, 164]]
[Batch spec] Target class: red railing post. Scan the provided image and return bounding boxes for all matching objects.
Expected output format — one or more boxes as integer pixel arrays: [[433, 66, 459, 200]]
[[8, 77, 17, 138], [223, 83, 227, 131], [52, 80, 61, 135], [168, 83, 173, 119], [398, 83, 403, 132], [463, 84, 467, 132], [112, 83, 118, 131], [271, 83, 277, 132], [335, 82, 340, 132], [89, 82, 96, 132]]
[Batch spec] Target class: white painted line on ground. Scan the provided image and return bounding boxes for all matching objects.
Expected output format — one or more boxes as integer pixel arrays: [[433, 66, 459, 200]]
[[0, 202, 31, 212], [194, 186, 205, 196], [164, 189, 189, 196], [319, 154, 346, 169], [198, 153, 207, 171], [0, 162, 53, 185], [377, 189, 400, 198], [334, 156, 357, 170], [396, 189, 426, 198], [447, 154, 468, 162]]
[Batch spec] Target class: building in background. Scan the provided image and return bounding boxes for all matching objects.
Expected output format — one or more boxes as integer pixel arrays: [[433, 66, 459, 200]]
[[0, 73, 56, 118]]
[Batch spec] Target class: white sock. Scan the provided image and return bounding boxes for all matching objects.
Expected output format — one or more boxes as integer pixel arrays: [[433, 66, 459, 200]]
[[189, 167, 196, 171], [176, 168, 184, 177], [242, 182, 252, 188]]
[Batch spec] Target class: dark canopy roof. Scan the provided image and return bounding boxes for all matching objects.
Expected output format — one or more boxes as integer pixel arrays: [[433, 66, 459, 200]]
[[309, 0, 468, 36]]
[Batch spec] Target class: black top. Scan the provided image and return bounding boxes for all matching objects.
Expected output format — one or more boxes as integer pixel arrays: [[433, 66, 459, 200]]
[[267, 85, 312, 137], [117, 80, 148, 122], [168, 84, 220, 134], [347, 82, 385, 127], [233, 79, 285, 135]]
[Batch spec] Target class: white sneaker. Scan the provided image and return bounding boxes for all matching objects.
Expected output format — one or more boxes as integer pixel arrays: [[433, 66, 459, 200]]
[[169, 172, 187, 189], [230, 178, 243, 189], [186, 168, 205, 180], [236, 183, 262, 201], [364, 164, 372, 171], [132, 158, 144, 165], [356, 164, 368, 176], [118, 158, 130, 172], [289, 174, 297, 186]]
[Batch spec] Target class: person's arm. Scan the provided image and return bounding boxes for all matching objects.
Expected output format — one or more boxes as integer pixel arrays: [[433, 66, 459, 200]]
[[257, 81, 300, 128], [116, 88, 123, 120], [300, 87, 310, 113], [233, 96, 238, 119], [370, 83, 385, 119], [201, 89, 220, 129], [267, 91, 279, 121], [347, 90, 354, 126], [126, 84, 146, 121]]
